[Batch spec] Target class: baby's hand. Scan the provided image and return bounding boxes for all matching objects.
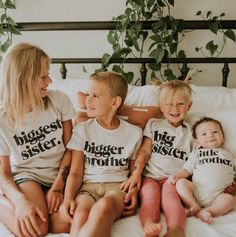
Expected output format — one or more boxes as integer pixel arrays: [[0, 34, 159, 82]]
[[168, 174, 179, 184], [119, 173, 142, 192]]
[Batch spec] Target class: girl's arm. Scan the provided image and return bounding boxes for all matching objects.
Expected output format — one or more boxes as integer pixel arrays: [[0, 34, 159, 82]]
[[46, 119, 73, 214], [60, 150, 84, 223], [0, 156, 25, 203], [0, 156, 46, 236], [120, 136, 152, 191]]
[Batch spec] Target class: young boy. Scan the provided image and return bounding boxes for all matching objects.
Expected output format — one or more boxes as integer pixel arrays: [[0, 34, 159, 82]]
[[168, 117, 236, 224], [120, 80, 193, 237], [59, 71, 143, 237]]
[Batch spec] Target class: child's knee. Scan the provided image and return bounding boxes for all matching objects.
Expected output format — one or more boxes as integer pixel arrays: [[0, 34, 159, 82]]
[[94, 196, 123, 218], [38, 219, 49, 236], [225, 194, 236, 207], [49, 212, 70, 234], [176, 178, 189, 191]]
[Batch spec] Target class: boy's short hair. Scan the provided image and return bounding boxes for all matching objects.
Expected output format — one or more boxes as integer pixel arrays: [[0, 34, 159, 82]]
[[159, 80, 192, 102], [192, 116, 224, 139], [90, 71, 128, 106]]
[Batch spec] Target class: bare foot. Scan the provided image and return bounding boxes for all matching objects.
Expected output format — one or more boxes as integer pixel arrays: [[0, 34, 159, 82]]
[[143, 220, 162, 237], [186, 204, 201, 217], [196, 209, 213, 224], [164, 226, 185, 237]]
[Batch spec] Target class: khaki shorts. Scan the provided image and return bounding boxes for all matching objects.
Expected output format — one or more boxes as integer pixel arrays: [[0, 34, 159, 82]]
[[79, 182, 126, 201]]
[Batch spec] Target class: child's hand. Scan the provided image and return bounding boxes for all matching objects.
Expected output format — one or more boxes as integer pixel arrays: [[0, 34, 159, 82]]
[[46, 189, 63, 214], [168, 174, 179, 184], [15, 198, 46, 237], [59, 199, 76, 224], [122, 187, 138, 217], [224, 181, 236, 195], [119, 172, 142, 192]]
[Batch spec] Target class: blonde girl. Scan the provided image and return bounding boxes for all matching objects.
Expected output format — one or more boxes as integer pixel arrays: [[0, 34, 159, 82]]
[[0, 43, 75, 236]]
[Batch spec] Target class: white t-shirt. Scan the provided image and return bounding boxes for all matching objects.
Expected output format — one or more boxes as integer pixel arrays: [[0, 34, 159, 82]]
[[143, 118, 192, 179], [184, 148, 236, 206], [0, 90, 76, 186], [67, 118, 143, 183]]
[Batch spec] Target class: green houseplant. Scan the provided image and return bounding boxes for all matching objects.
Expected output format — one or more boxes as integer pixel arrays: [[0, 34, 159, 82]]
[[0, 0, 20, 60], [100, 0, 235, 83]]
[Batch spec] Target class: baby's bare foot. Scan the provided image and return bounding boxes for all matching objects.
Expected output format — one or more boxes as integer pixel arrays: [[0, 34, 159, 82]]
[[143, 220, 162, 237], [196, 209, 213, 224]]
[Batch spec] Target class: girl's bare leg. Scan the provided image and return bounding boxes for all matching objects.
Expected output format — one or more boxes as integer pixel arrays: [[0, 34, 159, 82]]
[[140, 178, 162, 237], [18, 181, 49, 236], [0, 181, 48, 236]]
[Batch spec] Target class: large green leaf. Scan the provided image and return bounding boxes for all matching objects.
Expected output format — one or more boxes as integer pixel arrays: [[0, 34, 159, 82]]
[[206, 40, 218, 55], [107, 31, 117, 45], [122, 71, 134, 83], [164, 69, 177, 81], [112, 65, 123, 73], [148, 63, 161, 71], [150, 47, 165, 64], [5, 0, 16, 9], [147, 0, 155, 9], [9, 25, 21, 35], [177, 50, 186, 58], [209, 21, 218, 35], [132, 0, 145, 6], [225, 29, 236, 42], [101, 53, 111, 67]]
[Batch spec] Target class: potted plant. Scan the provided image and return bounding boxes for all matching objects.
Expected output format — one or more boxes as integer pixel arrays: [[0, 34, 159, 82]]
[[0, 0, 20, 60], [100, 0, 235, 83]]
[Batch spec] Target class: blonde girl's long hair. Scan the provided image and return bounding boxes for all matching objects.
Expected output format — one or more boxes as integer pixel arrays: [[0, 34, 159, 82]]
[[0, 42, 50, 126]]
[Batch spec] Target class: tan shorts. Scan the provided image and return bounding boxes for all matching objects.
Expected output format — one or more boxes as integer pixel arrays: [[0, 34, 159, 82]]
[[79, 182, 126, 201]]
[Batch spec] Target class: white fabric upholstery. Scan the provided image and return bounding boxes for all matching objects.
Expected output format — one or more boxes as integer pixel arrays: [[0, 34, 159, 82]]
[[1, 79, 235, 237]]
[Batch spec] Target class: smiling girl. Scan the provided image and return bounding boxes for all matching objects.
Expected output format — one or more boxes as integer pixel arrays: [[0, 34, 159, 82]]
[[0, 43, 75, 236]]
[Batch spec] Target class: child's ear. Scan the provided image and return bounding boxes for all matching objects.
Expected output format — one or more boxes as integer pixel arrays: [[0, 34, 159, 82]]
[[188, 101, 193, 111], [158, 102, 164, 113], [112, 96, 122, 110]]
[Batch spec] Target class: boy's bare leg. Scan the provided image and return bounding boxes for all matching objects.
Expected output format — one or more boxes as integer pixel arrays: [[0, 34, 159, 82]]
[[176, 179, 201, 216], [143, 219, 162, 237], [70, 194, 96, 237], [77, 194, 125, 237], [164, 226, 185, 237], [196, 193, 235, 224]]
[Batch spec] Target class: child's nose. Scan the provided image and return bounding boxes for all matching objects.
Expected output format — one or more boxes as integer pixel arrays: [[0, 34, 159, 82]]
[[86, 96, 92, 105]]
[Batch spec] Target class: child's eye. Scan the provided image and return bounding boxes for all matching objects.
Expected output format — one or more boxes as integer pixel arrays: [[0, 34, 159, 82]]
[[213, 130, 219, 134], [201, 133, 206, 136]]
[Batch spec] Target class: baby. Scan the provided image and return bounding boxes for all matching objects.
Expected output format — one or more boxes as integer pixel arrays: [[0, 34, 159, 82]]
[[168, 117, 236, 224]]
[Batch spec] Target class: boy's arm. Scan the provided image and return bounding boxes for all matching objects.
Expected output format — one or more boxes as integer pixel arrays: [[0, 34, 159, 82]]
[[168, 169, 191, 184], [120, 136, 152, 191], [60, 149, 84, 223]]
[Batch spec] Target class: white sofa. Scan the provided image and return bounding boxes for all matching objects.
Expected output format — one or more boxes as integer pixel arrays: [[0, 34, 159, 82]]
[[1, 79, 235, 237]]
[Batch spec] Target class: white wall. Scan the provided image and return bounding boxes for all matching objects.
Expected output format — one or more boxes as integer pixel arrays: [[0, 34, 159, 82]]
[[8, 0, 236, 87]]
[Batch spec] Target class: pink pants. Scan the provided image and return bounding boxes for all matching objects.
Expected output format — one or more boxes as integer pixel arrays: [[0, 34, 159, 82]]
[[139, 177, 186, 229]]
